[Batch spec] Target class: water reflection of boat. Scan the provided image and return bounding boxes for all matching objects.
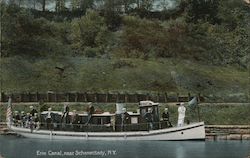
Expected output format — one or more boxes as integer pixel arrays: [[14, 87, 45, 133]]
[[6, 98, 205, 141]]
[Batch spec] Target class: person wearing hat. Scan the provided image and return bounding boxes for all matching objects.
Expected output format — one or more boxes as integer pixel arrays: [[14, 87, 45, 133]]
[[25, 113, 31, 128], [86, 103, 95, 125], [177, 102, 186, 127], [34, 113, 40, 130], [71, 110, 80, 131], [143, 108, 154, 130], [162, 108, 172, 128], [62, 104, 70, 125], [21, 111, 26, 127], [46, 108, 53, 130], [71, 110, 77, 123], [30, 106, 38, 117], [13, 111, 21, 126], [29, 113, 34, 132]]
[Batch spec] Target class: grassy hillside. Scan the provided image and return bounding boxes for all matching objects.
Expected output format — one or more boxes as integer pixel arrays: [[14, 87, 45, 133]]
[[1, 1, 249, 103], [1, 57, 248, 102]]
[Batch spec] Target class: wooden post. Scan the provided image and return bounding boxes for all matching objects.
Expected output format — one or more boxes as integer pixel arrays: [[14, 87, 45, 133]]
[[66, 93, 70, 102], [94, 93, 98, 102], [116, 92, 120, 102], [197, 105, 201, 122], [75, 92, 79, 102], [11, 93, 14, 102], [135, 93, 138, 102], [157, 92, 160, 102], [55, 93, 58, 102], [198, 93, 201, 102], [28, 92, 31, 102], [176, 93, 179, 102], [47, 92, 50, 102], [125, 93, 128, 103], [105, 92, 109, 103], [146, 93, 149, 100], [164, 92, 168, 103], [84, 92, 87, 102], [197, 93, 201, 122], [35, 92, 39, 102], [1, 92, 5, 102], [188, 92, 191, 101], [20, 93, 23, 102]]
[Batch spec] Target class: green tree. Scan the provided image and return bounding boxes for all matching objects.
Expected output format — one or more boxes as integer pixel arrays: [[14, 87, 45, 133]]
[[55, 0, 65, 12], [71, 0, 94, 13], [103, 0, 122, 30], [79, 0, 94, 12], [71, 0, 80, 10], [119, 16, 190, 59], [140, 0, 153, 10], [1, 4, 69, 57], [185, 0, 220, 24], [71, 10, 111, 56], [132, 0, 154, 18]]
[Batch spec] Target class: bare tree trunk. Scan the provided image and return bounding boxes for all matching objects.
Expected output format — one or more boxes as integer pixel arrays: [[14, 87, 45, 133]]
[[18, 0, 21, 7], [55, 0, 66, 12], [136, 0, 140, 8], [123, 0, 128, 13], [9, 0, 15, 5], [33, 0, 36, 9], [56, 0, 59, 12], [42, 0, 46, 11]]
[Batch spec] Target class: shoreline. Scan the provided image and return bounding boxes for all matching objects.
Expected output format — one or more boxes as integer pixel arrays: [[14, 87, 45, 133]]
[[1, 122, 250, 140], [205, 125, 250, 141]]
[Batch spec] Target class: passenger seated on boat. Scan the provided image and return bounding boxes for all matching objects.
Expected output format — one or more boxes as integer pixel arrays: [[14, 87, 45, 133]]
[[111, 115, 116, 131], [86, 103, 95, 125], [71, 110, 81, 131], [71, 110, 76, 123], [21, 111, 26, 127], [61, 104, 70, 123], [13, 111, 21, 126], [34, 113, 40, 130], [29, 113, 34, 132], [25, 113, 31, 128], [46, 108, 53, 130], [143, 108, 154, 130], [162, 108, 172, 128], [30, 106, 38, 117], [121, 108, 130, 131]]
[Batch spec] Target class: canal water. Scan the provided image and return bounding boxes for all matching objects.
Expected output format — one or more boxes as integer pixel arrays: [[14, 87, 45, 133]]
[[0, 135, 249, 158]]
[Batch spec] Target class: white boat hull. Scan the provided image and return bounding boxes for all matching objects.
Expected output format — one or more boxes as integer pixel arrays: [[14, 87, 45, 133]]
[[8, 122, 205, 141]]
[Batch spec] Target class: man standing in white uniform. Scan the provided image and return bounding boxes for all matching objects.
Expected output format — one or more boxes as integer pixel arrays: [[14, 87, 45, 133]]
[[177, 102, 186, 127]]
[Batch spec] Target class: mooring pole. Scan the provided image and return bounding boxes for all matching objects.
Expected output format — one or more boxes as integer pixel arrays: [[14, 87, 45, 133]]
[[197, 94, 201, 122], [197, 104, 201, 122]]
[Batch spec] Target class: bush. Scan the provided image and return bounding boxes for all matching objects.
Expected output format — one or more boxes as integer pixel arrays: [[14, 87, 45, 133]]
[[84, 47, 99, 58]]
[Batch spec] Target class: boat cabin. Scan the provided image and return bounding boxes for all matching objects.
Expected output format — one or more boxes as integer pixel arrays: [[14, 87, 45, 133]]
[[39, 101, 161, 132], [139, 101, 160, 123]]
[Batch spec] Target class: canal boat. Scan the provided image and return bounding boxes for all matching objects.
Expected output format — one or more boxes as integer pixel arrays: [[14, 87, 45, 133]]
[[6, 98, 205, 141]]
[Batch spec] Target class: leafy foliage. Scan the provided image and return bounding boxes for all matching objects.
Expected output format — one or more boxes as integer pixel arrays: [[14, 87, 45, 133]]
[[185, 0, 220, 24], [1, 4, 70, 57], [70, 10, 112, 57], [0, 1, 249, 98]]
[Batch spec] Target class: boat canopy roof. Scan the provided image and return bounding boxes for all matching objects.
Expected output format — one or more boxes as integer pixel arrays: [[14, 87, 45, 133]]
[[139, 101, 159, 107], [41, 111, 139, 117]]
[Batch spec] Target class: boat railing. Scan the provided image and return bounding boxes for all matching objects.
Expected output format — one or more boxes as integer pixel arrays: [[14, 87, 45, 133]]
[[11, 120, 173, 132]]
